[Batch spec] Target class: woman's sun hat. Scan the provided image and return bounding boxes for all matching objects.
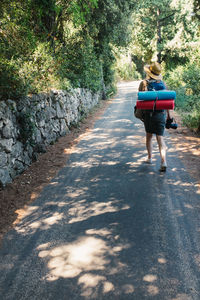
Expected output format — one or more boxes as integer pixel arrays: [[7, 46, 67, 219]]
[[144, 62, 162, 80]]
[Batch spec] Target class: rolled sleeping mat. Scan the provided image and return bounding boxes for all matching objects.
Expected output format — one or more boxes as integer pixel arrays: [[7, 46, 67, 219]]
[[138, 90, 176, 101], [136, 99, 175, 110]]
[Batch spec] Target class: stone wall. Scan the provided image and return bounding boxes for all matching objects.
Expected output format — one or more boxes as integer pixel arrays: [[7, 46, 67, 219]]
[[0, 88, 101, 187]]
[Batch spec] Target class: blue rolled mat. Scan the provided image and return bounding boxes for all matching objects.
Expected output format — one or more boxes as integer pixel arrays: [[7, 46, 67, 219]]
[[138, 90, 176, 101]]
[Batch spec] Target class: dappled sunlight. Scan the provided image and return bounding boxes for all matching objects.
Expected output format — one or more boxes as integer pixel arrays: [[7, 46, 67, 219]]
[[166, 178, 197, 190], [37, 227, 131, 296], [167, 180, 193, 187], [80, 133, 110, 142], [75, 137, 119, 151], [171, 294, 193, 300], [43, 237, 110, 276], [194, 254, 200, 268], [14, 205, 39, 225], [15, 209, 64, 234], [86, 228, 112, 237], [173, 210, 184, 217], [169, 132, 200, 190], [112, 119, 133, 124], [78, 274, 114, 296], [121, 284, 135, 294], [68, 199, 130, 224], [65, 189, 88, 199], [147, 285, 159, 296], [37, 220, 190, 298], [14, 190, 131, 236], [158, 257, 167, 264], [101, 161, 120, 166], [143, 274, 157, 283], [184, 203, 193, 209], [70, 157, 100, 168]]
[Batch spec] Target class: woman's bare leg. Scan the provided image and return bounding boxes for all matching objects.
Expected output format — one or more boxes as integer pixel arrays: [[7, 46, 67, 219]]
[[156, 135, 167, 164], [146, 133, 153, 159]]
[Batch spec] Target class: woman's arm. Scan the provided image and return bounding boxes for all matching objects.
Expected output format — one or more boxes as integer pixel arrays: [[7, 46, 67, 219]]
[[166, 109, 171, 119]]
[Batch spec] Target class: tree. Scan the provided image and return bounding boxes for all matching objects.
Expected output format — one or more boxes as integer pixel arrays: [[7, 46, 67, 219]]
[[130, 0, 199, 67], [193, 0, 200, 20], [0, 0, 138, 98]]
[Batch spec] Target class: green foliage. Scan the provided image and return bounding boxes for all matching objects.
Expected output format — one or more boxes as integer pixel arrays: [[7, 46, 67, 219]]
[[182, 110, 200, 130], [127, 0, 200, 131], [178, 93, 200, 130], [193, 0, 200, 20], [57, 35, 102, 92], [18, 43, 68, 94], [182, 64, 200, 95], [0, 1, 36, 59], [130, 0, 199, 66], [114, 51, 141, 80], [164, 66, 185, 90], [69, 0, 98, 26], [166, 62, 200, 131], [0, 0, 137, 100], [0, 59, 28, 100]]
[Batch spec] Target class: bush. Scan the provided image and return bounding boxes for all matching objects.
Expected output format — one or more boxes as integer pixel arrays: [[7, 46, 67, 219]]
[[18, 43, 70, 94], [0, 59, 28, 100], [164, 65, 185, 90], [175, 90, 200, 130], [183, 64, 200, 95], [57, 35, 102, 93], [182, 111, 200, 131], [174, 87, 188, 110], [164, 62, 200, 131]]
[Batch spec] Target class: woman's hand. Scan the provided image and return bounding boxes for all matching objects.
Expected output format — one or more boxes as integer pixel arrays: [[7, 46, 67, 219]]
[[166, 110, 171, 119]]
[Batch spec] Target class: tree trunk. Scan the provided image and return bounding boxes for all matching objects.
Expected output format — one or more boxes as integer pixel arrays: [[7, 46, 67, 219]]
[[100, 63, 106, 100], [157, 9, 162, 63]]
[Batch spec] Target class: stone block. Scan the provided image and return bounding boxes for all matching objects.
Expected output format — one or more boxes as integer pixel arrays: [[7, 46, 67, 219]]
[[11, 141, 23, 158], [56, 102, 65, 118], [0, 139, 13, 153], [2, 120, 15, 138], [0, 168, 12, 187], [60, 119, 68, 136], [14, 160, 25, 175], [0, 152, 8, 167], [34, 129, 42, 144]]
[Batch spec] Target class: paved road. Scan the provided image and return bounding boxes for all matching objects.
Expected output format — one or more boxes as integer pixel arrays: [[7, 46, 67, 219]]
[[0, 81, 200, 300]]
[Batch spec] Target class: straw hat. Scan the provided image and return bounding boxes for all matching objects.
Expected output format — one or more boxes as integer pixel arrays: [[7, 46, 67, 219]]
[[144, 62, 162, 80]]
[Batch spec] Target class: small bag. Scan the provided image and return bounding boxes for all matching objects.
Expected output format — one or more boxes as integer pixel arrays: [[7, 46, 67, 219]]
[[134, 106, 144, 122], [134, 79, 147, 122]]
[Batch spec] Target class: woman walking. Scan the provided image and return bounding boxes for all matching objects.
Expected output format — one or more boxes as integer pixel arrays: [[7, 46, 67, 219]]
[[138, 62, 171, 172]]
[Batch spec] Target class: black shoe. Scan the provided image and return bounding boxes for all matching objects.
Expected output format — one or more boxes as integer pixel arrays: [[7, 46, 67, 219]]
[[159, 162, 167, 172]]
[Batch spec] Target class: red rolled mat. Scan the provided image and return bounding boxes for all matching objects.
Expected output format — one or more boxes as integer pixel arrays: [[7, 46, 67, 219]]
[[136, 99, 174, 110]]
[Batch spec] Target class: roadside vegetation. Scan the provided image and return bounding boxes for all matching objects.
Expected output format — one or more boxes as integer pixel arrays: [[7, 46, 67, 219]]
[[115, 0, 200, 132], [0, 0, 136, 100], [0, 0, 200, 131]]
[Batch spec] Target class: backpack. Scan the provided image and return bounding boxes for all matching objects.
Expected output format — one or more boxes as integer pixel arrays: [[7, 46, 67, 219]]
[[134, 80, 148, 122], [134, 79, 166, 121], [146, 79, 166, 91]]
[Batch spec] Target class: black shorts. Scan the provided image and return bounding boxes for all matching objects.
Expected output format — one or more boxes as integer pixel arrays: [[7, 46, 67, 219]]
[[144, 111, 166, 136]]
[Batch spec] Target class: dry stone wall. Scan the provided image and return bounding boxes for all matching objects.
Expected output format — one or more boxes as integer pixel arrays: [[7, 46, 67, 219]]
[[0, 88, 101, 187]]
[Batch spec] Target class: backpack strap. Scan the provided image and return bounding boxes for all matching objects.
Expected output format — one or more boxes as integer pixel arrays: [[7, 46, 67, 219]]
[[153, 96, 158, 112]]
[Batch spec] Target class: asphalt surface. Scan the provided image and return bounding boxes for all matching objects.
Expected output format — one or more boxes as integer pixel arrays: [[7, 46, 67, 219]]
[[0, 81, 200, 300]]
